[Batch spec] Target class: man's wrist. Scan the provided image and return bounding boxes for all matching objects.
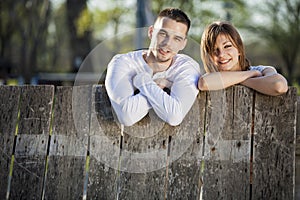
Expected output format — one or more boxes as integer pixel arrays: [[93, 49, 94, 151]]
[[133, 72, 153, 89]]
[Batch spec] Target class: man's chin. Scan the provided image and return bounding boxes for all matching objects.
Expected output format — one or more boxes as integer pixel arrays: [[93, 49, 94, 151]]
[[157, 57, 171, 63], [157, 53, 174, 62]]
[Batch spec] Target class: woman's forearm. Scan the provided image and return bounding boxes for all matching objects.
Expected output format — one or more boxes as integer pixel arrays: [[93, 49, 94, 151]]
[[241, 73, 288, 96], [198, 71, 261, 91]]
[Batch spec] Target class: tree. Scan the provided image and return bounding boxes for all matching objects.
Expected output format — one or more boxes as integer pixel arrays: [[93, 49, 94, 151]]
[[66, 0, 92, 73], [248, 0, 300, 83], [0, 0, 52, 83]]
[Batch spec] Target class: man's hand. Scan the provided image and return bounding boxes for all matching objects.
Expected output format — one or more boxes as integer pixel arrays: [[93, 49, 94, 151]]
[[154, 78, 172, 89]]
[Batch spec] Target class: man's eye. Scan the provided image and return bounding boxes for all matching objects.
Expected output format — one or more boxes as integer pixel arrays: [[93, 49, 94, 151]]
[[175, 37, 183, 42], [158, 32, 167, 37]]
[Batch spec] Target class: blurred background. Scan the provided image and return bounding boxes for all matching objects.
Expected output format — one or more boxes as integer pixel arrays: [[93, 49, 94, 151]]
[[0, 0, 299, 92]]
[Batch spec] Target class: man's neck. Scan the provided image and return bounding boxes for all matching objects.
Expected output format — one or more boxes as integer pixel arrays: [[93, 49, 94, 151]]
[[143, 52, 173, 74]]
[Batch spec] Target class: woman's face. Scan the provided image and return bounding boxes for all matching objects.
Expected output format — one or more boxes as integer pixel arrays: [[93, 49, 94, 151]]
[[211, 34, 241, 71]]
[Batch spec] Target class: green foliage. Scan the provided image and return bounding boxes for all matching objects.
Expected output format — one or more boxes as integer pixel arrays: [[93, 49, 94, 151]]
[[43, 2, 71, 72], [246, 0, 300, 83], [292, 81, 300, 96], [151, 0, 251, 41], [92, 7, 126, 35], [76, 8, 93, 37], [0, 0, 52, 82], [0, 0, 299, 84]]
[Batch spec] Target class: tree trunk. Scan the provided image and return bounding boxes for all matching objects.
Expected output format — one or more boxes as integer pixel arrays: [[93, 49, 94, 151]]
[[66, 0, 91, 73]]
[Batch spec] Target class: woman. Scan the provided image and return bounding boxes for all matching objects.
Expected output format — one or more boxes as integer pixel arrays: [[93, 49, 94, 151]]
[[198, 21, 288, 96]]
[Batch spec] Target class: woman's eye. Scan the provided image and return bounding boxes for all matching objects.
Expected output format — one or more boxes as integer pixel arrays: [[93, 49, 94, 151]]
[[224, 44, 232, 48]]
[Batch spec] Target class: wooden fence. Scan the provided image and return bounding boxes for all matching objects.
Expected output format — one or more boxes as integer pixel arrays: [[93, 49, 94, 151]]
[[0, 85, 298, 200]]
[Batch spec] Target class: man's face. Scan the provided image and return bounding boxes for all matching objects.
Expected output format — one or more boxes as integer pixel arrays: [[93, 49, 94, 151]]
[[148, 17, 188, 65]]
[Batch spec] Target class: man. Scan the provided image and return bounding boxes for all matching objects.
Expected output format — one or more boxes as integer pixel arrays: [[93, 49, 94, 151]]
[[105, 8, 200, 126]]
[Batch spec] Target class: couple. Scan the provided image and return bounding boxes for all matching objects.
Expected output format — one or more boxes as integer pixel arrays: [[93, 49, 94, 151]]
[[105, 8, 288, 127]]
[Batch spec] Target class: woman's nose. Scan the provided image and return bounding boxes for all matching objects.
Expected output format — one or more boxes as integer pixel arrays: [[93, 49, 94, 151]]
[[218, 49, 225, 58]]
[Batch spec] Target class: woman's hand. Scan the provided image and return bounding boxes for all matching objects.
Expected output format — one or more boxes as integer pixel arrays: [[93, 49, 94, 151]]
[[241, 68, 288, 96], [250, 70, 263, 78]]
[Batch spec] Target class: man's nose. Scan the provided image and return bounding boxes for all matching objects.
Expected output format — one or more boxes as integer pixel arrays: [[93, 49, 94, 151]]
[[162, 36, 172, 46]]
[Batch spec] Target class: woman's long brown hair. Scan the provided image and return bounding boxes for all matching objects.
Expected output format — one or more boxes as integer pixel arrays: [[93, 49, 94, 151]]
[[200, 21, 250, 72]]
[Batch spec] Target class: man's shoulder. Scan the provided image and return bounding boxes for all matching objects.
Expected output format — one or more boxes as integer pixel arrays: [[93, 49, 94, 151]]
[[171, 54, 200, 75], [173, 54, 200, 68], [175, 54, 198, 63], [112, 50, 137, 58], [111, 50, 143, 62]]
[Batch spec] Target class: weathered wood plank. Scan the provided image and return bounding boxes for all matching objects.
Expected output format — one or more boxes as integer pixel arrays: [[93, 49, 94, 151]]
[[252, 87, 297, 199], [87, 85, 170, 199], [115, 93, 174, 199], [0, 86, 20, 199], [10, 85, 54, 200], [296, 96, 300, 155], [118, 125, 169, 199], [0, 84, 297, 199], [118, 169, 166, 200], [295, 96, 300, 199], [295, 96, 299, 199], [166, 91, 206, 199], [87, 85, 120, 199], [44, 86, 90, 200], [296, 155, 300, 200], [202, 86, 252, 199]]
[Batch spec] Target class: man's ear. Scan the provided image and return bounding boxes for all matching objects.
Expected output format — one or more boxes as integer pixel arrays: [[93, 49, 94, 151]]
[[179, 38, 188, 51], [148, 25, 154, 39]]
